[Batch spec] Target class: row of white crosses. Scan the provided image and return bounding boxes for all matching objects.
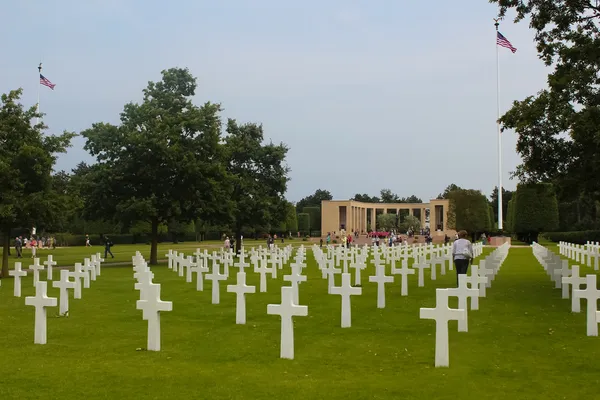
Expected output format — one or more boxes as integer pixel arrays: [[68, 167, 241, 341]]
[[312, 243, 461, 310], [164, 245, 309, 359], [21, 253, 104, 344], [132, 252, 173, 351], [558, 241, 600, 271], [419, 242, 510, 367], [532, 242, 600, 336]]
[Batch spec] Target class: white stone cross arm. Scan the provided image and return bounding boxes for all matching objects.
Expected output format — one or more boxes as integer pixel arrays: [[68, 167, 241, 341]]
[[25, 281, 57, 344], [9, 262, 28, 297], [135, 283, 173, 351], [267, 286, 308, 360], [330, 273, 362, 327], [227, 271, 256, 324], [44, 255, 57, 281], [420, 288, 466, 368]]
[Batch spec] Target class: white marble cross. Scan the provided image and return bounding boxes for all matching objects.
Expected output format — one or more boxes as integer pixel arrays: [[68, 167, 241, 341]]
[[165, 249, 174, 269], [227, 271, 256, 324], [52, 269, 76, 315], [136, 283, 173, 351], [412, 258, 430, 287], [235, 248, 250, 273], [191, 257, 209, 291], [269, 254, 279, 278], [330, 272, 362, 327], [553, 260, 571, 292], [368, 265, 394, 308], [420, 288, 466, 367], [391, 259, 415, 296], [185, 256, 195, 283], [9, 262, 27, 297], [254, 257, 271, 293], [30, 258, 44, 287], [562, 265, 587, 312], [350, 259, 366, 286], [25, 281, 57, 344], [283, 265, 307, 305], [44, 255, 57, 281], [94, 253, 103, 276], [171, 251, 179, 272], [84, 258, 97, 282], [206, 263, 227, 304], [446, 275, 479, 332], [267, 286, 308, 360], [134, 269, 154, 301], [573, 274, 600, 336], [323, 259, 341, 294], [69, 263, 87, 299], [465, 265, 487, 310]]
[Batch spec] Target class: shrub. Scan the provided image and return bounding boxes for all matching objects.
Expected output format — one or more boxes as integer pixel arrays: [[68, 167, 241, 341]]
[[542, 230, 600, 244], [513, 183, 559, 243]]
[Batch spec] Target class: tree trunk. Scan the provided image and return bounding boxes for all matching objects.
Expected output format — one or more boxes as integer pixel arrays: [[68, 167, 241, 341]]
[[150, 218, 159, 265], [1, 226, 10, 278], [235, 227, 243, 255]]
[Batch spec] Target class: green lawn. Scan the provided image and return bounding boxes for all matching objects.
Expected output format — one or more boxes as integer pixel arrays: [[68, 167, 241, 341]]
[[0, 245, 599, 399], [0, 239, 310, 270]]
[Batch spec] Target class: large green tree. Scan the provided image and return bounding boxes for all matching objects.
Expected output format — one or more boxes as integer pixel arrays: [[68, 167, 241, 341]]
[[446, 189, 492, 235], [513, 182, 559, 243], [351, 193, 380, 203], [491, 1, 600, 215], [296, 189, 332, 213], [0, 89, 74, 277], [224, 119, 289, 252], [490, 186, 514, 228], [80, 68, 228, 264]]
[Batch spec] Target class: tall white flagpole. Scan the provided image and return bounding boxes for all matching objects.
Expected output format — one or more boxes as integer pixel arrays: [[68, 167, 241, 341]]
[[37, 62, 42, 127], [494, 19, 503, 230]]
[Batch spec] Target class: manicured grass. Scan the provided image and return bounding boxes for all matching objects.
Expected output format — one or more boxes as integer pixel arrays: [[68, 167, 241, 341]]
[[0, 239, 310, 270], [0, 246, 599, 399]]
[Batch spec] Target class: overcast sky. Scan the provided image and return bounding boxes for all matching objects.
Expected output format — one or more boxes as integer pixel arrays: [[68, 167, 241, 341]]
[[2, 1, 550, 203]]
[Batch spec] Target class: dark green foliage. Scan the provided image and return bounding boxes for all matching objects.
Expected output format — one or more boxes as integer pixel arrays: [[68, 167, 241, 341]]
[[446, 189, 491, 233], [0, 88, 75, 276], [302, 206, 320, 232], [80, 68, 229, 264], [224, 119, 289, 252], [490, 1, 600, 230], [543, 230, 600, 245], [506, 198, 515, 233], [296, 189, 332, 214], [513, 183, 559, 243], [351, 193, 380, 202], [297, 213, 310, 233]]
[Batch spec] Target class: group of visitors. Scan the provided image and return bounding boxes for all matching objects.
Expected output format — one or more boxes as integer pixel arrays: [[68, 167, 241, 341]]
[[13, 235, 56, 258]]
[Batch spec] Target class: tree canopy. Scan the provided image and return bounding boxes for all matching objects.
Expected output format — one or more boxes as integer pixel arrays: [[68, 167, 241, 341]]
[[295, 189, 332, 214], [491, 0, 600, 229], [0, 89, 75, 276], [224, 119, 289, 251], [80, 68, 229, 264]]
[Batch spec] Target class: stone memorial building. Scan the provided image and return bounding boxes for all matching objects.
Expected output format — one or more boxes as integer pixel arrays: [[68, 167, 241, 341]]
[[321, 199, 451, 235]]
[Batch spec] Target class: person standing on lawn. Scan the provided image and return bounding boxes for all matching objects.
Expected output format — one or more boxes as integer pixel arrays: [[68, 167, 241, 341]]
[[452, 230, 473, 286]]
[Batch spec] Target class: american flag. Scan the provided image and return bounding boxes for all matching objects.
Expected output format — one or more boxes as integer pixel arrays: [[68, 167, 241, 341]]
[[40, 74, 56, 90], [497, 32, 517, 53]]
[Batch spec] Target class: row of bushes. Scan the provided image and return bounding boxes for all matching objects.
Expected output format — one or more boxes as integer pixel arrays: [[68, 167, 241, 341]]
[[23, 231, 322, 247], [542, 231, 600, 245]]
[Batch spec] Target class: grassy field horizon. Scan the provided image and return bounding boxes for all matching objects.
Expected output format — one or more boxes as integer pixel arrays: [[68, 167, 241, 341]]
[[1, 245, 599, 399]]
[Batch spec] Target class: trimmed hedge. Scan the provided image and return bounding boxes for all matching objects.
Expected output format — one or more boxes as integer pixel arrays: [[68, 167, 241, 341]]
[[542, 230, 600, 244], [302, 206, 321, 232], [513, 183, 559, 233], [298, 213, 310, 233]]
